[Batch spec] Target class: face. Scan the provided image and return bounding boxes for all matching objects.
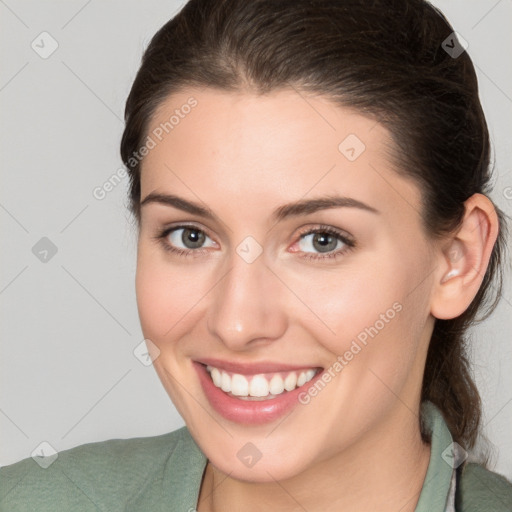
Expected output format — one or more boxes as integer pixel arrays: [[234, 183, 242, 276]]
[[136, 87, 437, 482]]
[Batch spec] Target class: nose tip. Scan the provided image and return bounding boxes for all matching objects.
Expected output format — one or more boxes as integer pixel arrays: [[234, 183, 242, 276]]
[[207, 316, 263, 350], [206, 254, 287, 350]]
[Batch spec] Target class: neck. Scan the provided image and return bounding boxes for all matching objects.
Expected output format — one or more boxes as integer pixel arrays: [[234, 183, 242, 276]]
[[197, 404, 432, 512]]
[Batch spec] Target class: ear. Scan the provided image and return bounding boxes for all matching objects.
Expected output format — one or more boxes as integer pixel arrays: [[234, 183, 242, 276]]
[[430, 193, 499, 320]]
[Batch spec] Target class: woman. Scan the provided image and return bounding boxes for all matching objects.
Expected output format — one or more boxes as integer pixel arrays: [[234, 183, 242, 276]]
[[1, 0, 511, 510]]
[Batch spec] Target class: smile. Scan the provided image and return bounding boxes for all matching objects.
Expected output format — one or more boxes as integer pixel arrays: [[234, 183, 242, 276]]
[[206, 365, 318, 400], [194, 360, 324, 424]]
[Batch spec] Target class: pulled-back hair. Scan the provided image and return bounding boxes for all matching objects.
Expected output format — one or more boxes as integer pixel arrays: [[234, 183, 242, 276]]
[[120, 0, 508, 452]]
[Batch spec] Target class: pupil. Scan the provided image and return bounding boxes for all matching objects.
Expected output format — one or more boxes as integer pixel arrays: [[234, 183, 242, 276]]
[[313, 233, 336, 253], [183, 228, 205, 249]]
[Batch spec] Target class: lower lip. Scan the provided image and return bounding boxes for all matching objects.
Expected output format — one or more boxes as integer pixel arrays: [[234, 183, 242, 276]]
[[194, 362, 322, 425]]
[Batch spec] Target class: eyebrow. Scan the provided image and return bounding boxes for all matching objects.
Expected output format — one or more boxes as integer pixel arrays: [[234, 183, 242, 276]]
[[140, 192, 379, 221]]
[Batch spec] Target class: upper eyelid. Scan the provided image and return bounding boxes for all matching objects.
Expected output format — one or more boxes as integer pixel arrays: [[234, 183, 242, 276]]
[[297, 224, 353, 238], [161, 222, 216, 241]]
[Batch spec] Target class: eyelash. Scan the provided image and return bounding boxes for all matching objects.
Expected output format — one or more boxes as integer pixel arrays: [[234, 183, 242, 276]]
[[152, 223, 356, 262]]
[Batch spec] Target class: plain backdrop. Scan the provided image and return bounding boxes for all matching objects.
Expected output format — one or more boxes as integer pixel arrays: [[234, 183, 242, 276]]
[[1, 0, 511, 479]]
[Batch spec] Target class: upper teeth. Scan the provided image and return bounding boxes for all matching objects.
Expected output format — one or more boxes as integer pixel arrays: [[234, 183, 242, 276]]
[[206, 366, 318, 398]]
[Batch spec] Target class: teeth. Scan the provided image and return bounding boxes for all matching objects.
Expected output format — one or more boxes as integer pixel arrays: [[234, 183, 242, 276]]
[[231, 374, 249, 396], [210, 367, 222, 387], [221, 371, 231, 393], [250, 375, 269, 397], [284, 372, 297, 391], [269, 374, 285, 395], [206, 365, 318, 399]]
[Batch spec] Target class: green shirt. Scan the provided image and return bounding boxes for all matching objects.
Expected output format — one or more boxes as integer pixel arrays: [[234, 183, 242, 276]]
[[1, 401, 511, 511]]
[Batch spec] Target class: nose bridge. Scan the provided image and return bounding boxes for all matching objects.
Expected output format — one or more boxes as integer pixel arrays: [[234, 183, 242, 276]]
[[207, 242, 287, 349]]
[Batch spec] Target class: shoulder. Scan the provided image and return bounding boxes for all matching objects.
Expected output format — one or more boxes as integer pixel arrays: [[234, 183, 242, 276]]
[[457, 462, 512, 512], [0, 427, 203, 512]]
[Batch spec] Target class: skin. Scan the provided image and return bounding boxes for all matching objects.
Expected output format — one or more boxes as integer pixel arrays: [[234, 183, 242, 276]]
[[135, 87, 498, 512]]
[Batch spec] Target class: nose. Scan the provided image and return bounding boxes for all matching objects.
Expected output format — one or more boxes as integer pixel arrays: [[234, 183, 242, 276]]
[[206, 246, 288, 351]]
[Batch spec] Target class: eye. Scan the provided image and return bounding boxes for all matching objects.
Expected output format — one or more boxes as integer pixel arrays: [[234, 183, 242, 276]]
[[291, 225, 355, 261], [153, 223, 355, 261], [154, 224, 217, 256], [167, 227, 214, 249]]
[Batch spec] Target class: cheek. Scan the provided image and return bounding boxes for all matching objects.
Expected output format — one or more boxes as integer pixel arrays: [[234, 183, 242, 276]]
[[135, 248, 211, 343], [303, 286, 407, 379], [294, 263, 407, 348], [294, 248, 429, 373], [288, 265, 429, 440]]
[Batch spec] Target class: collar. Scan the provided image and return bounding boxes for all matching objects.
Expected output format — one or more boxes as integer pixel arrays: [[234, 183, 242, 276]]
[[415, 400, 458, 512]]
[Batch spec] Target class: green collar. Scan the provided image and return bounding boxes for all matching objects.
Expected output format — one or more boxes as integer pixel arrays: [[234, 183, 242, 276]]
[[415, 401, 458, 512]]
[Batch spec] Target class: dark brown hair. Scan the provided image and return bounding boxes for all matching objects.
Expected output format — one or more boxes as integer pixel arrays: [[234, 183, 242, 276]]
[[120, 0, 508, 452]]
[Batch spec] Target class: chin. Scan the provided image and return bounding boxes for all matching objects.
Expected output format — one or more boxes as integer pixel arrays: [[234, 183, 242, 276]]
[[210, 452, 312, 483]]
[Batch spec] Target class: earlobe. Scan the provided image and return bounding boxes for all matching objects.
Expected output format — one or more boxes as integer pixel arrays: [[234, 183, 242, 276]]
[[430, 193, 499, 320]]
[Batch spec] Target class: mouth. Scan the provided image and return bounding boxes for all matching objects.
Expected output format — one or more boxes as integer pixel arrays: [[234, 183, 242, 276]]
[[193, 360, 323, 424]]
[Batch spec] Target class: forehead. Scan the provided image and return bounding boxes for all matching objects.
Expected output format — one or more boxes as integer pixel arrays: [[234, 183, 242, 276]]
[[140, 87, 422, 223]]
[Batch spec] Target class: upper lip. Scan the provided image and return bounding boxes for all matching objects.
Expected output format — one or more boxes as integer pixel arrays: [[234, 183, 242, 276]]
[[195, 358, 322, 375]]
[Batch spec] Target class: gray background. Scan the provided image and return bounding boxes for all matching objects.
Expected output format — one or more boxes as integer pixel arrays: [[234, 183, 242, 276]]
[[1, 0, 511, 478]]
